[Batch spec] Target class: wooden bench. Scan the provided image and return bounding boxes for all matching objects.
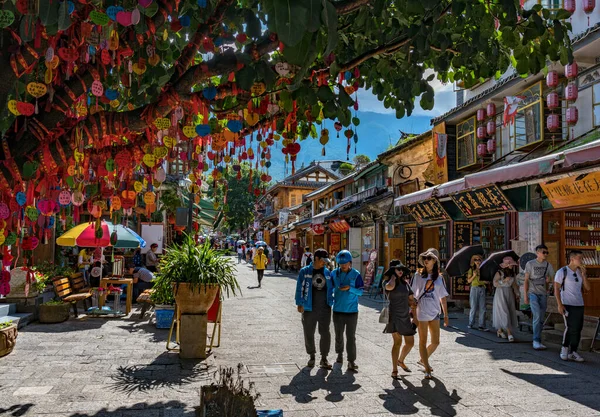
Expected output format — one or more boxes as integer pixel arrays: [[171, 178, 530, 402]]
[[52, 276, 92, 317], [136, 289, 155, 319]]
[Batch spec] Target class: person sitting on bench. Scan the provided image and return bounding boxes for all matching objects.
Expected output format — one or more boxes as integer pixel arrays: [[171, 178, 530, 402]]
[[129, 267, 155, 299]]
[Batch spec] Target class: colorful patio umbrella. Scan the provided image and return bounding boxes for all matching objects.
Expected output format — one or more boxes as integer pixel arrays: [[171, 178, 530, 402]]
[[56, 221, 145, 248]]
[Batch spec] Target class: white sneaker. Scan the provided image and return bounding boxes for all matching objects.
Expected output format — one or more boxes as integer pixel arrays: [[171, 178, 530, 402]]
[[533, 341, 547, 350], [568, 351, 585, 362], [560, 347, 569, 361]]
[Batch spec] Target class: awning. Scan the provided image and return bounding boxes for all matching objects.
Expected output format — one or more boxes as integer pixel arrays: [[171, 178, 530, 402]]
[[563, 139, 600, 168], [312, 200, 353, 224], [436, 178, 465, 196], [394, 187, 434, 207], [464, 154, 559, 188]]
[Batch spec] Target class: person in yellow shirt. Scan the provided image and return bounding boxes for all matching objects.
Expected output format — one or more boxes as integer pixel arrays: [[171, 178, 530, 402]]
[[467, 254, 489, 332], [253, 247, 269, 288]]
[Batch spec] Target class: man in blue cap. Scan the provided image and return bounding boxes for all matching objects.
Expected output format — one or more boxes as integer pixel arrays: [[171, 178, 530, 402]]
[[295, 248, 334, 369], [331, 250, 364, 372]]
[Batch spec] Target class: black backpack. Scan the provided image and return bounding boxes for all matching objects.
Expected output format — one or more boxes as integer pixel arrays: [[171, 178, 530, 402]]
[[306, 254, 312, 266]]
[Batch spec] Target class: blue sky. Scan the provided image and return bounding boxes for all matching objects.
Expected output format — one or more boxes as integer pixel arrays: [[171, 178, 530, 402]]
[[267, 80, 457, 180]]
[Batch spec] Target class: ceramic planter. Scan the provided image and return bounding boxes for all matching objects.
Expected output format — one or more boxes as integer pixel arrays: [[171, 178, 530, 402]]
[[0, 324, 18, 357]]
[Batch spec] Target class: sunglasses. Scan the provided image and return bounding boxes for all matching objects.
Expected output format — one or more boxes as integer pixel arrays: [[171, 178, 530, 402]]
[[573, 273, 579, 282], [474, 259, 482, 263], [542, 251, 549, 255], [424, 256, 435, 261]]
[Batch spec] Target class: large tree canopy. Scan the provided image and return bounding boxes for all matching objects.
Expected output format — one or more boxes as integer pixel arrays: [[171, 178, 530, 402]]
[[0, 0, 573, 200]]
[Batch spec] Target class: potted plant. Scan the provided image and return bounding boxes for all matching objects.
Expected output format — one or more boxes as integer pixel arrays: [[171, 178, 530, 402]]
[[153, 235, 240, 315], [0, 321, 18, 357], [39, 300, 71, 323], [150, 272, 176, 329]]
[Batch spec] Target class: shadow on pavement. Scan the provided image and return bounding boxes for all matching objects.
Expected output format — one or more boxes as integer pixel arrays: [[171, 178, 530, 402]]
[[0, 403, 33, 417], [17, 317, 106, 333], [68, 400, 192, 416], [280, 365, 362, 403], [379, 377, 461, 416], [108, 352, 211, 394]]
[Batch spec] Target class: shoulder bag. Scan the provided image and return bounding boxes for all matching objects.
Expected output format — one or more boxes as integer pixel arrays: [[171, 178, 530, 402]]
[[379, 287, 390, 324]]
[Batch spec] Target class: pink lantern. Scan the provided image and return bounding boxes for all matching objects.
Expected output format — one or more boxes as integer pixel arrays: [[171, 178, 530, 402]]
[[477, 126, 487, 139], [477, 142, 487, 157], [566, 106, 578, 125], [486, 120, 496, 135], [546, 92, 559, 109], [546, 71, 559, 88], [565, 62, 578, 79], [583, 0, 595, 14], [547, 114, 560, 132], [486, 103, 496, 117], [565, 82, 578, 101], [476, 109, 486, 121], [487, 138, 496, 154], [564, 0, 576, 13]]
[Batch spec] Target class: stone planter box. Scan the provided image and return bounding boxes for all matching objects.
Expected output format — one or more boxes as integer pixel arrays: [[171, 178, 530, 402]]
[[0, 324, 18, 357], [39, 303, 70, 323]]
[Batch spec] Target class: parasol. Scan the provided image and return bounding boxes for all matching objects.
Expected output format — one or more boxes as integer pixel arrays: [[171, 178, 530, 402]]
[[237, 240, 246, 245], [445, 245, 485, 277], [480, 250, 520, 281], [255, 241, 267, 247], [56, 221, 145, 248]]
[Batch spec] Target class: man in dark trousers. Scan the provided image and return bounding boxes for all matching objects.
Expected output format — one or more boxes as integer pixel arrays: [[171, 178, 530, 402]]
[[273, 246, 282, 273], [295, 248, 334, 369]]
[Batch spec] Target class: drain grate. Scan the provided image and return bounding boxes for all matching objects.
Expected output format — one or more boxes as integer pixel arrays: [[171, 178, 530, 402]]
[[246, 363, 299, 374]]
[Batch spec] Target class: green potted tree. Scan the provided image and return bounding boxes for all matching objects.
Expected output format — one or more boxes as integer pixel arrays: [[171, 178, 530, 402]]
[[153, 235, 240, 315], [0, 321, 18, 357]]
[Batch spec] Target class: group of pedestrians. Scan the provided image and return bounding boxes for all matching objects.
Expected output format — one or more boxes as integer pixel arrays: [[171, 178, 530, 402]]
[[467, 244, 591, 363]]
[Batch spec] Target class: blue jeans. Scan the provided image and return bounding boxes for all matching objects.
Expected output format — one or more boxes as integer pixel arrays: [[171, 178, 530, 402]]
[[237, 254, 242, 264], [469, 286, 486, 328], [529, 293, 547, 343]]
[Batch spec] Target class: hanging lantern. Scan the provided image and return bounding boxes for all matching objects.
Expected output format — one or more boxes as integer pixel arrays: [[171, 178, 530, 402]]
[[565, 62, 578, 79], [476, 109, 486, 121], [564, 0, 576, 13], [566, 106, 579, 125], [477, 142, 487, 157], [477, 125, 487, 139], [546, 91, 559, 109], [486, 103, 496, 117], [486, 120, 496, 135], [546, 71, 559, 88], [487, 138, 496, 154], [565, 82, 578, 101], [547, 114, 560, 132], [583, 0, 595, 14]]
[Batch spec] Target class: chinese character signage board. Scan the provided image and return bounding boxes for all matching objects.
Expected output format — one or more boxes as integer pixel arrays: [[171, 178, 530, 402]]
[[330, 233, 341, 251], [407, 198, 450, 224], [540, 171, 600, 209], [451, 185, 514, 218], [451, 222, 473, 298], [404, 227, 419, 273]]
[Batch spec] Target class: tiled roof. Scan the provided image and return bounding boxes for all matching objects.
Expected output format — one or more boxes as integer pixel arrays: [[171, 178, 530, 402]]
[[377, 130, 432, 161]]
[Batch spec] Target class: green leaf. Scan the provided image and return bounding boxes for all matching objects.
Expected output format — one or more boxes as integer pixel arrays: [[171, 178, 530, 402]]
[[317, 85, 336, 102], [236, 66, 257, 91], [338, 87, 354, 108], [555, 9, 572, 20], [245, 10, 262, 39], [58, 1, 72, 31], [352, 117, 360, 126], [19, 15, 36, 42], [272, 0, 308, 47], [321, 0, 338, 56], [39, 0, 59, 26], [306, 0, 322, 32], [282, 32, 314, 66]]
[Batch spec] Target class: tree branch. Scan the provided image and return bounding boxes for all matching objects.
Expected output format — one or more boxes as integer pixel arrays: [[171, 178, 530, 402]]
[[334, 0, 371, 15], [339, 36, 412, 72]]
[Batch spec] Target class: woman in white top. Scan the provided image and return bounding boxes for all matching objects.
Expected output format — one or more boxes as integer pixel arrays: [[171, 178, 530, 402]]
[[492, 256, 520, 342], [410, 248, 449, 380]]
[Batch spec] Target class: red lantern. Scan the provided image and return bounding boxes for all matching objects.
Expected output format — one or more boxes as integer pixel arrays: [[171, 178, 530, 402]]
[[564, 0, 576, 13], [547, 114, 560, 132], [546, 71, 559, 88], [477, 142, 487, 157], [546, 92, 559, 109], [583, 0, 595, 13], [487, 139, 496, 154], [477, 126, 487, 139], [566, 106, 578, 125], [476, 109, 486, 121], [486, 120, 496, 135], [565, 62, 578, 79], [565, 82, 578, 101], [486, 103, 496, 117]]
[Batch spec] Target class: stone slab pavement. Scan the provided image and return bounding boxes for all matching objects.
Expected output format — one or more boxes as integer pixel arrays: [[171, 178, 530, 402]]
[[0, 258, 599, 416]]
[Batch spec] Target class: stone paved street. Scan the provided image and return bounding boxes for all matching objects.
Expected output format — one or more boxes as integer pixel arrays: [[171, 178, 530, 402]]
[[1, 259, 600, 416]]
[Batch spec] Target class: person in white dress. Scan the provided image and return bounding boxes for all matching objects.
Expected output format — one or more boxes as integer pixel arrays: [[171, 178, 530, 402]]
[[493, 256, 520, 342]]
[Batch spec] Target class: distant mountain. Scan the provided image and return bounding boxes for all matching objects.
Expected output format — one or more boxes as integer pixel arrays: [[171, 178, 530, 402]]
[[265, 111, 432, 180]]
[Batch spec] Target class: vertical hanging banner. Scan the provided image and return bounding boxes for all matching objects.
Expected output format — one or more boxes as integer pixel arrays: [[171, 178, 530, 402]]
[[433, 123, 448, 184]]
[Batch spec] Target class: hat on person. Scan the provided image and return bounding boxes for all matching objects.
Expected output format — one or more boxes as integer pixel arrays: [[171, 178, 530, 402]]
[[313, 248, 330, 264], [257, 247, 264, 252], [499, 256, 517, 268], [418, 248, 440, 266], [470, 254, 483, 266]]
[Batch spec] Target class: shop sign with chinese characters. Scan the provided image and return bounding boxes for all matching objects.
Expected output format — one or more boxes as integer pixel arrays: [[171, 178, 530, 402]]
[[404, 226, 419, 273], [406, 198, 450, 224], [451, 185, 514, 218], [451, 222, 473, 298], [540, 171, 600, 209]]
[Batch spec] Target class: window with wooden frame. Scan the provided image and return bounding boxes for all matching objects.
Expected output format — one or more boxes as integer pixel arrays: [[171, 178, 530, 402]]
[[514, 81, 544, 150], [457, 116, 477, 170], [290, 194, 297, 206], [593, 81, 600, 128]]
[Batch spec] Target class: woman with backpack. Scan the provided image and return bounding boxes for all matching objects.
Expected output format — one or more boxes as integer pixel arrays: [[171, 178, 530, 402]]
[[410, 248, 449, 380], [383, 260, 416, 379], [493, 256, 520, 342]]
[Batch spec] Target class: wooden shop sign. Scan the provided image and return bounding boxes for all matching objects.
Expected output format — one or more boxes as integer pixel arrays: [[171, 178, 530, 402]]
[[541, 171, 600, 209], [406, 198, 450, 224], [451, 185, 514, 218], [451, 222, 473, 298], [404, 226, 419, 273]]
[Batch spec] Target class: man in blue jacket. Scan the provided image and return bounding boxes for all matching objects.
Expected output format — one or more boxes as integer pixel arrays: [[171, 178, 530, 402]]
[[331, 250, 364, 372], [295, 248, 334, 369]]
